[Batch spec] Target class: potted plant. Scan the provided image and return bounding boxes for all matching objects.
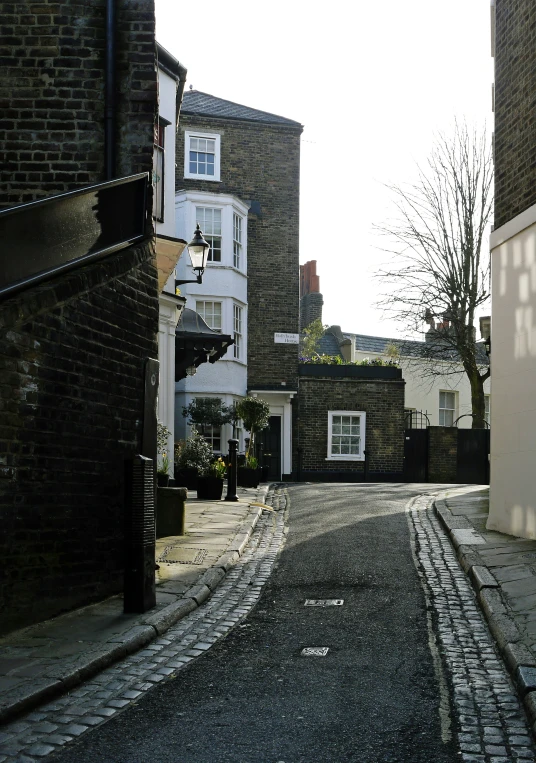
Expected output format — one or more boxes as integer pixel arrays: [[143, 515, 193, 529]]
[[182, 398, 237, 448], [174, 428, 212, 489], [157, 421, 171, 487], [197, 456, 226, 500], [235, 397, 270, 487]]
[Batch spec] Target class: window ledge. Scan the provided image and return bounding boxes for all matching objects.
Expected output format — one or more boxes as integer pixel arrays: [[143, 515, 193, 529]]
[[325, 456, 365, 462]]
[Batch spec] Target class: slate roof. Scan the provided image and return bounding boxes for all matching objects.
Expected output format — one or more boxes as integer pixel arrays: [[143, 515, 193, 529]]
[[349, 332, 489, 365], [317, 332, 343, 357], [181, 90, 302, 128]]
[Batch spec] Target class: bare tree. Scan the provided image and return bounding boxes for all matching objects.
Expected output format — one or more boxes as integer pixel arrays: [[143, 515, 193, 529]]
[[375, 122, 493, 428]]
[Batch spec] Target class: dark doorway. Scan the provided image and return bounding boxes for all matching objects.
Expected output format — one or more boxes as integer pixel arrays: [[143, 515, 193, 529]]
[[258, 416, 282, 482], [457, 428, 490, 484]]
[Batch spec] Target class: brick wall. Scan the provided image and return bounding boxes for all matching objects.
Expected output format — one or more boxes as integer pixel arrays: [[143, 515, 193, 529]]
[[427, 427, 457, 483], [297, 376, 405, 479], [0, 243, 158, 635], [0, 0, 158, 635], [176, 115, 302, 389], [0, 0, 157, 208], [494, 0, 536, 228]]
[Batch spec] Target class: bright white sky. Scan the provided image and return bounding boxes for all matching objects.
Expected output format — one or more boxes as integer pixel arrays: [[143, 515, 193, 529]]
[[155, 0, 493, 339]]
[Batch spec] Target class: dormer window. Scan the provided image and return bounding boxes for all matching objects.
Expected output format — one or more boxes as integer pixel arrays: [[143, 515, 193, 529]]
[[184, 130, 221, 181]]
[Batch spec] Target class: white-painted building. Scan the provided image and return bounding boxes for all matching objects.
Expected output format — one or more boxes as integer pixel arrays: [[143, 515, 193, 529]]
[[320, 326, 491, 428], [154, 45, 188, 474], [174, 190, 249, 452], [487, 206, 536, 538]]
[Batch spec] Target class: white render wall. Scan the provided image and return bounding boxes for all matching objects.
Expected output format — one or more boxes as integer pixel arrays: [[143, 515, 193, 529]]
[[353, 350, 490, 428], [174, 190, 250, 450], [488, 202, 536, 539], [156, 68, 178, 240]]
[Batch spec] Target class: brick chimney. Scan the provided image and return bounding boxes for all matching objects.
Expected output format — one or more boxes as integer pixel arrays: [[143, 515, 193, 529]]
[[300, 260, 324, 330]]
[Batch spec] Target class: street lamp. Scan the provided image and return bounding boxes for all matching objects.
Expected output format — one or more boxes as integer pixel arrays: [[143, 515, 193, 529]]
[[175, 224, 210, 288]]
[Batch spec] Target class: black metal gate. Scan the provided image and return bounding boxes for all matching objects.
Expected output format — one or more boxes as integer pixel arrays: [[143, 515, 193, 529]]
[[403, 411, 429, 482], [456, 428, 490, 484], [257, 415, 282, 482]]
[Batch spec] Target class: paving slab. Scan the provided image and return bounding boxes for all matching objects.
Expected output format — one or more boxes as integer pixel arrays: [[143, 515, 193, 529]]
[[0, 485, 269, 724]]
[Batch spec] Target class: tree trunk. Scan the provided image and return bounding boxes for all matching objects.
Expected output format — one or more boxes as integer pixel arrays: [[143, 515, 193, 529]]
[[468, 369, 487, 429]]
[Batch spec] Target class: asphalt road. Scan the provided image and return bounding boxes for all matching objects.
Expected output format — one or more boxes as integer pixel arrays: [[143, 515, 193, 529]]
[[54, 483, 459, 763]]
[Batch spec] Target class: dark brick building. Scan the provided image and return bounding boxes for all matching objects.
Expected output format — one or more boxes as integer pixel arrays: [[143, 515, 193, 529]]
[[297, 365, 405, 481], [493, 0, 536, 228], [0, 0, 160, 635]]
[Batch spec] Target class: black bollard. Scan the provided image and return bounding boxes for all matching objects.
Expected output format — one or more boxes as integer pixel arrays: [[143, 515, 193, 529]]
[[225, 438, 239, 501]]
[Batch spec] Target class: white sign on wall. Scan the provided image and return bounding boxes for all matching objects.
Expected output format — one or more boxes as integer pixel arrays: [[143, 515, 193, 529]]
[[274, 332, 300, 344]]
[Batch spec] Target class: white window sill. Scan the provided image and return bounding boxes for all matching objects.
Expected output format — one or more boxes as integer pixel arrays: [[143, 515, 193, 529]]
[[184, 173, 221, 182], [325, 456, 365, 462]]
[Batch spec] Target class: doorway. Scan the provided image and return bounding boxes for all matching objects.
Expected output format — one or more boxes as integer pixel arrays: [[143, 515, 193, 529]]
[[257, 416, 282, 482]]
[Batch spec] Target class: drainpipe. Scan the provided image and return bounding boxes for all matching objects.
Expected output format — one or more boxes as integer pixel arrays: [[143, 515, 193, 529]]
[[105, 0, 116, 180]]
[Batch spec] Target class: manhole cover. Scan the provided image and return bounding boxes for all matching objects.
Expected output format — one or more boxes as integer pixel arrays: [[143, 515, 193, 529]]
[[301, 647, 329, 657], [157, 547, 208, 565], [304, 599, 344, 607]]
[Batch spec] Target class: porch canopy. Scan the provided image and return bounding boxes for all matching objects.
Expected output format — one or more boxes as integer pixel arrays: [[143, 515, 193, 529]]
[[175, 307, 234, 381]]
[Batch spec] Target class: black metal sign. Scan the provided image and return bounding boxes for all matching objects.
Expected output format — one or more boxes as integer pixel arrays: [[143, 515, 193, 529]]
[[0, 173, 148, 298]]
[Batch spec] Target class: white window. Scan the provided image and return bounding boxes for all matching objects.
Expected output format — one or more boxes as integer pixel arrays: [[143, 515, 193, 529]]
[[233, 304, 242, 360], [233, 213, 243, 269], [327, 411, 366, 460], [152, 118, 167, 221], [439, 391, 456, 426], [196, 301, 222, 332], [184, 131, 221, 181], [485, 395, 490, 425], [195, 207, 221, 262]]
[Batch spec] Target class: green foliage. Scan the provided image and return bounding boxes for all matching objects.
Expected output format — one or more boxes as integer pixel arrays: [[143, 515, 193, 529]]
[[182, 398, 236, 428], [384, 342, 401, 364], [299, 355, 399, 367], [301, 319, 327, 358], [203, 456, 226, 478], [157, 421, 171, 455], [157, 421, 171, 474], [235, 397, 270, 458], [235, 397, 270, 435], [174, 428, 212, 472], [244, 455, 258, 469]]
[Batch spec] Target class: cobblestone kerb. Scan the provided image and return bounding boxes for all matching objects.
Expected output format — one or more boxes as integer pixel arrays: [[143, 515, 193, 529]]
[[0, 485, 288, 760], [409, 495, 536, 762], [0, 486, 272, 727], [434, 496, 536, 734]]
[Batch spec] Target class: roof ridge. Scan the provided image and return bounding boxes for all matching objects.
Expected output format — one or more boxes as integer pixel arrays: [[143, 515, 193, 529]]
[[181, 90, 302, 127]]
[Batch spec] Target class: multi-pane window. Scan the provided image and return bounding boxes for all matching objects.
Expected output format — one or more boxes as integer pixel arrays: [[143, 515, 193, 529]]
[[189, 136, 215, 177], [152, 119, 166, 221], [327, 411, 365, 460], [195, 207, 221, 262], [439, 391, 456, 426], [233, 304, 242, 360], [196, 301, 222, 332], [233, 213, 242, 269], [485, 395, 490, 425]]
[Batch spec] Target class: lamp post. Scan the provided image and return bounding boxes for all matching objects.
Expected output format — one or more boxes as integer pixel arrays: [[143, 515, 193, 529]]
[[175, 224, 210, 288]]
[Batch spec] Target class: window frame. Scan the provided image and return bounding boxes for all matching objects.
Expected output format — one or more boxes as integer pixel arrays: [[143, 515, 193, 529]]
[[439, 390, 457, 427], [326, 410, 366, 461], [195, 206, 222, 263], [153, 117, 170, 222], [184, 130, 221, 182], [233, 212, 243, 270], [233, 303, 243, 360], [196, 300, 222, 332]]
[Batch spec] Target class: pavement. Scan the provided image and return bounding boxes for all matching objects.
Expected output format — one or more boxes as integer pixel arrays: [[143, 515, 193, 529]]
[[0, 484, 270, 725], [435, 484, 536, 738]]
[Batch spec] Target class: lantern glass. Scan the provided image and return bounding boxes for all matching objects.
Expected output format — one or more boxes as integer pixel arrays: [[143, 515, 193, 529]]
[[187, 225, 210, 272]]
